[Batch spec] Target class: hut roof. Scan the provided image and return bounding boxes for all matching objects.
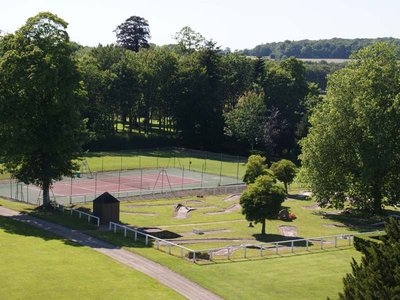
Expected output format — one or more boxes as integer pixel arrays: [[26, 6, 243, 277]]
[[93, 192, 119, 204]]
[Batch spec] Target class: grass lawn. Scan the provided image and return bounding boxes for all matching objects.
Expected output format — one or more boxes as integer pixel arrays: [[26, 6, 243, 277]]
[[90, 230, 360, 300], [0, 196, 370, 299], [0, 216, 183, 300]]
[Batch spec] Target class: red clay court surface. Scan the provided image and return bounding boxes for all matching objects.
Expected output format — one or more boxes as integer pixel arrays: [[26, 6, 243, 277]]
[[30, 173, 201, 196]]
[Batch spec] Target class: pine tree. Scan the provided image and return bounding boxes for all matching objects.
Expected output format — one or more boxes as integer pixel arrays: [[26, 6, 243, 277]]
[[339, 218, 400, 299]]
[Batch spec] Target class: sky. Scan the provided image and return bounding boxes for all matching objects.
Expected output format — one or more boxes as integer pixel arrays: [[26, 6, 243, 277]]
[[1, 0, 399, 50]]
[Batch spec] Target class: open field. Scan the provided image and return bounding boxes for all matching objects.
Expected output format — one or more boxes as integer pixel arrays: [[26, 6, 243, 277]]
[[2, 193, 392, 299], [0, 215, 183, 300]]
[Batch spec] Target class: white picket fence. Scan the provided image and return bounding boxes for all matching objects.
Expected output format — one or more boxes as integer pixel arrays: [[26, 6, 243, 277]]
[[109, 222, 193, 258], [54, 203, 100, 226], [108, 222, 383, 263]]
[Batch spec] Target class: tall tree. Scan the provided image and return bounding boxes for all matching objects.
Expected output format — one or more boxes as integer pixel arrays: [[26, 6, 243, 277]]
[[114, 16, 150, 52], [0, 12, 87, 207], [263, 58, 309, 159], [300, 43, 400, 213], [240, 175, 286, 235], [224, 92, 266, 150]]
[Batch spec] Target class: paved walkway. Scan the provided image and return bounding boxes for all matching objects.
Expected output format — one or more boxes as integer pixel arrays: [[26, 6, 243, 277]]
[[0, 206, 223, 300]]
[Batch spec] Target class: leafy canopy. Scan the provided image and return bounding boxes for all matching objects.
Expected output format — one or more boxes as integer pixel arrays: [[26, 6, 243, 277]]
[[299, 42, 400, 213], [0, 12, 87, 206], [243, 155, 270, 184], [114, 16, 150, 52], [224, 92, 266, 149], [270, 159, 297, 193], [240, 174, 286, 235]]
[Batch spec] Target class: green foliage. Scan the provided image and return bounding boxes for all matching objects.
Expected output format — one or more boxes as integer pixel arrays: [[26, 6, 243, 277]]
[[339, 218, 400, 299], [270, 159, 297, 193], [114, 16, 150, 52], [353, 234, 383, 252], [300, 43, 400, 213], [240, 174, 286, 234], [243, 155, 270, 184], [242, 37, 400, 59], [224, 92, 266, 149], [0, 12, 87, 206], [263, 57, 309, 158]]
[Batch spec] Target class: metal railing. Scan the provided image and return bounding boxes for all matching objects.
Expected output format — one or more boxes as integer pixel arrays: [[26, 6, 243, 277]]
[[54, 203, 100, 227], [109, 222, 193, 259], [108, 223, 383, 263]]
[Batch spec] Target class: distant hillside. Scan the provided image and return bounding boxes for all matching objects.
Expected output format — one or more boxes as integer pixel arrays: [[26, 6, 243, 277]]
[[242, 38, 400, 59]]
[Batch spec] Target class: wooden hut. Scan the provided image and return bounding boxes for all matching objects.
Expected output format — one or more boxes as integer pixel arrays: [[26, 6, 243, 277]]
[[93, 192, 120, 225]]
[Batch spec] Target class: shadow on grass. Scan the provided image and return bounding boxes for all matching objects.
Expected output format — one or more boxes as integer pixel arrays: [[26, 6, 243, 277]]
[[312, 209, 399, 232], [253, 233, 313, 247], [0, 215, 83, 247]]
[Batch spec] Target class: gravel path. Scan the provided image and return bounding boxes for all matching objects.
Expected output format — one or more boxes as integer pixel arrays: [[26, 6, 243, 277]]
[[0, 206, 223, 300]]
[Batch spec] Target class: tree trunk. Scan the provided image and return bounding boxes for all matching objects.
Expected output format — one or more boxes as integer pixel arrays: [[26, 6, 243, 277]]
[[42, 182, 51, 207], [261, 219, 266, 235], [284, 182, 288, 194], [372, 184, 383, 214]]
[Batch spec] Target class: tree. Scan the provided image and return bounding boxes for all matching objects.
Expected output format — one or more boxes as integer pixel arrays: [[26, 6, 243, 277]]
[[114, 16, 150, 52], [339, 218, 400, 299], [270, 159, 297, 193], [174, 26, 206, 53], [243, 155, 270, 184], [299, 43, 400, 213], [0, 12, 87, 207], [224, 92, 266, 150], [240, 175, 286, 235]]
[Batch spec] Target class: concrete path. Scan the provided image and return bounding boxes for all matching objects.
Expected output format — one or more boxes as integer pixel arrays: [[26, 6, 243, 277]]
[[0, 206, 223, 300]]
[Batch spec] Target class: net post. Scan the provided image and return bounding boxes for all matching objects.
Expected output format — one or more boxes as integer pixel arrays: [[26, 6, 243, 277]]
[[118, 171, 121, 192], [94, 172, 98, 199], [70, 176, 73, 204], [219, 153, 223, 186], [181, 166, 185, 189], [236, 155, 240, 184]]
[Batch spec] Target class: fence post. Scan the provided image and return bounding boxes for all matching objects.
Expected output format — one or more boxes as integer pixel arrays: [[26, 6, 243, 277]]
[[145, 235, 149, 245], [275, 242, 279, 255], [180, 247, 184, 257], [306, 239, 309, 251], [192, 251, 196, 263], [124, 227, 127, 237], [320, 239, 324, 250], [334, 236, 337, 248], [236, 156, 240, 184], [134, 231, 138, 241], [348, 235, 352, 246], [94, 172, 97, 199], [291, 241, 294, 253], [260, 244, 263, 257], [109, 222, 112, 231], [227, 247, 231, 260], [156, 240, 160, 250], [114, 224, 117, 233]]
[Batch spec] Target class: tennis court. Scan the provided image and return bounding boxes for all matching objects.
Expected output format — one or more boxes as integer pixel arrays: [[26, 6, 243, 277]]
[[0, 167, 242, 205]]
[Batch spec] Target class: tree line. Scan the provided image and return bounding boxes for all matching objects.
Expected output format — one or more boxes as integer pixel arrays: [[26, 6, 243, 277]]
[[242, 37, 400, 59], [71, 17, 320, 158]]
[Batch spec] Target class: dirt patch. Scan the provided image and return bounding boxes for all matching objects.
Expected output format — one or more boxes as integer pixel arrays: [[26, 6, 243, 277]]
[[279, 225, 298, 237], [204, 204, 242, 215], [121, 211, 157, 216], [185, 199, 204, 205], [302, 204, 320, 210], [223, 194, 241, 202]]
